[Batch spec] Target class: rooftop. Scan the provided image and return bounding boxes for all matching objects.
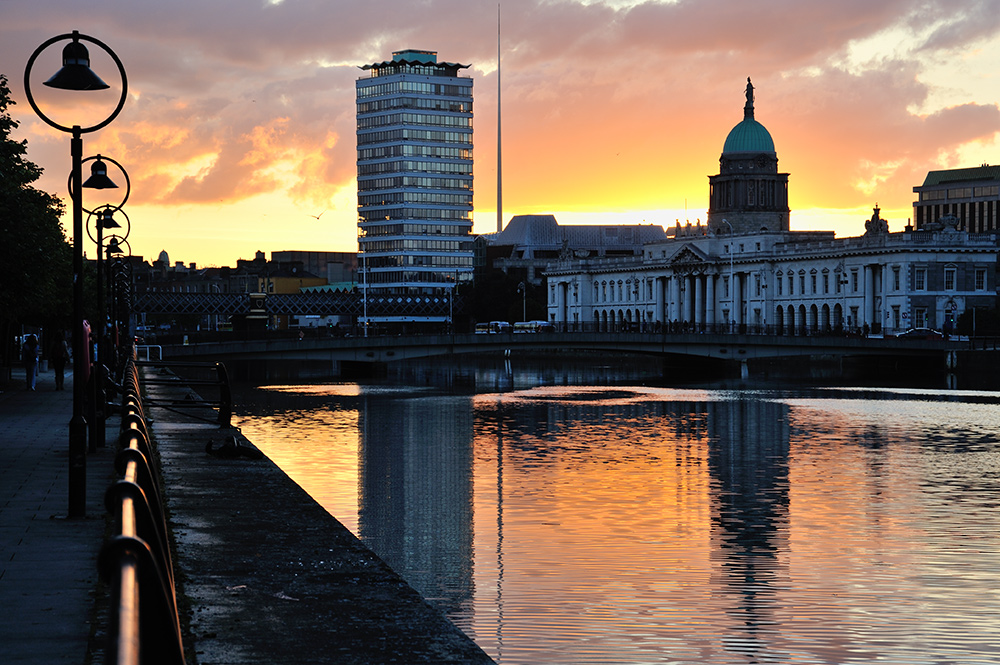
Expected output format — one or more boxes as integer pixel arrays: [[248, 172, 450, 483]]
[[920, 165, 1000, 187]]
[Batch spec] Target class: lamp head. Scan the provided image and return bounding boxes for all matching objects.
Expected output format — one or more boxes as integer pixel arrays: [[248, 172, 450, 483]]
[[99, 208, 122, 230], [106, 237, 123, 255], [43, 31, 110, 91], [82, 156, 118, 189]]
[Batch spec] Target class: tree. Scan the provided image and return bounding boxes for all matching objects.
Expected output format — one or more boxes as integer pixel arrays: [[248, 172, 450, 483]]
[[0, 73, 72, 372]]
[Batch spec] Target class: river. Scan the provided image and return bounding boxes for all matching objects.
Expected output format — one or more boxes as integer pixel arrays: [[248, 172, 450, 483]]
[[228, 356, 1000, 664]]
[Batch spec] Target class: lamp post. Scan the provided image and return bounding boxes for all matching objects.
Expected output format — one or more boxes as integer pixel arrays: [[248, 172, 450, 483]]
[[91, 205, 130, 345], [518, 281, 526, 322], [80, 156, 129, 449], [722, 219, 735, 331], [25, 31, 127, 518], [106, 235, 132, 353]]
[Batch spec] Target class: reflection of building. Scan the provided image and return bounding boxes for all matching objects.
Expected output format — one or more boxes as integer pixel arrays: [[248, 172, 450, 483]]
[[706, 398, 790, 653], [357, 396, 475, 618], [546, 81, 998, 334], [356, 49, 474, 321]]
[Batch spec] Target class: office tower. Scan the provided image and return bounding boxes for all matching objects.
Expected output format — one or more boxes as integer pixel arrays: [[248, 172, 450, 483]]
[[356, 49, 474, 323]]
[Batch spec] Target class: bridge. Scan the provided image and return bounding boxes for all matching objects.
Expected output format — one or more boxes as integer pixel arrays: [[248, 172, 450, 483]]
[[133, 291, 455, 318], [155, 331, 959, 365]]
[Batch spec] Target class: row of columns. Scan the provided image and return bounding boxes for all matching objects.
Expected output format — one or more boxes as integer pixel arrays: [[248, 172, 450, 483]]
[[553, 263, 887, 329]]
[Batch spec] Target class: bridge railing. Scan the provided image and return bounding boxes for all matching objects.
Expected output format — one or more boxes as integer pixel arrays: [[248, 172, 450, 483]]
[[98, 355, 186, 665]]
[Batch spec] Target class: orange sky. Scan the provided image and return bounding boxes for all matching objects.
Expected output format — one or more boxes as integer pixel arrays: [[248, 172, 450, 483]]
[[5, 1, 1000, 268]]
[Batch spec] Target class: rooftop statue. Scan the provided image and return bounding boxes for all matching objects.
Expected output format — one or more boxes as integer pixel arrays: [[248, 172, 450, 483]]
[[743, 77, 756, 120]]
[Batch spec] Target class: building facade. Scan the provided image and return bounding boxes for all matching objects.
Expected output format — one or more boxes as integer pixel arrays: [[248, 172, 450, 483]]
[[912, 165, 1000, 233], [546, 83, 999, 334], [546, 214, 997, 335], [482, 214, 667, 286], [356, 49, 474, 323]]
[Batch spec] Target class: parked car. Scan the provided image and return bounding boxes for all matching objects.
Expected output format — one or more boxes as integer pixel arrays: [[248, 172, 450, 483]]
[[895, 327, 943, 340]]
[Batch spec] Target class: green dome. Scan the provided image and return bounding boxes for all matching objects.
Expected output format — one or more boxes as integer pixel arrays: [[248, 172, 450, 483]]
[[723, 118, 775, 154]]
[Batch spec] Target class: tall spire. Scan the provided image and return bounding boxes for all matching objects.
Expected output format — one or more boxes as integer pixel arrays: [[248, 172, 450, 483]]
[[497, 3, 503, 233], [744, 77, 755, 121]]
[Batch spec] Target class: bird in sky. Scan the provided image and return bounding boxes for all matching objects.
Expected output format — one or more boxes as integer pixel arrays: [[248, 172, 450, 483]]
[[309, 210, 327, 220]]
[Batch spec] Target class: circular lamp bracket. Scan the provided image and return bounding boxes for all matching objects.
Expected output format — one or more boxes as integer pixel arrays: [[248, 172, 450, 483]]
[[86, 204, 131, 244], [23, 32, 128, 135], [70, 154, 131, 214]]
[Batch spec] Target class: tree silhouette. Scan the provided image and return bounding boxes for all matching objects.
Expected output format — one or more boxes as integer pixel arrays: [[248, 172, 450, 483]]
[[0, 73, 72, 372]]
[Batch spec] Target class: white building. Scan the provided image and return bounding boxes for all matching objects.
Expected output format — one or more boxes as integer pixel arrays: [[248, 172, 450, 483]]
[[356, 49, 474, 322], [547, 212, 997, 335], [546, 82, 998, 335]]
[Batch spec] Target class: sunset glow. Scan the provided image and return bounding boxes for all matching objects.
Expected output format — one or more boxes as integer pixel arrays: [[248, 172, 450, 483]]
[[5, 1, 1000, 268]]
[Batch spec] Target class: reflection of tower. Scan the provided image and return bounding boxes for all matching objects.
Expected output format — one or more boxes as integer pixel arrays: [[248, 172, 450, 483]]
[[706, 398, 791, 654], [357, 395, 475, 618]]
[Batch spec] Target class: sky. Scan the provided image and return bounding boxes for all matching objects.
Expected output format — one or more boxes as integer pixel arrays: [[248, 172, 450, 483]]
[[4, 0, 1000, 269]]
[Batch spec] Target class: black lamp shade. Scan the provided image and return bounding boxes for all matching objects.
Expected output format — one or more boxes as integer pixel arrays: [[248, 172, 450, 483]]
[[99, 209, 122, 229], [43, 38, 110, 91], [83, 157, 118, 189]]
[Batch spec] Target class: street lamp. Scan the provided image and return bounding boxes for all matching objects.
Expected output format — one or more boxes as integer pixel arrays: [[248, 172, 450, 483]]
[[80, 154, 130, 351], [722, 219, 734, 331], [518, 281, 526, 322], [24, 31, 127, 518], [106, 235, 133, 351], [79, 156, 130, 448]]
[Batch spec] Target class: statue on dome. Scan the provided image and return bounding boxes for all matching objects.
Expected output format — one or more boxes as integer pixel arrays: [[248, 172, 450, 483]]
[[745, 77, 754, 106]]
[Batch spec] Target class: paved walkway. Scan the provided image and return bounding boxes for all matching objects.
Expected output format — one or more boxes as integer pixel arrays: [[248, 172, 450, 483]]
[[1, 365, 494, 664], [0, 367, 116, 663]]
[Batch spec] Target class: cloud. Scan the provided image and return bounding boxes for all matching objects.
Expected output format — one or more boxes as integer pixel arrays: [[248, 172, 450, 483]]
[[5, 0, 1000, 263]]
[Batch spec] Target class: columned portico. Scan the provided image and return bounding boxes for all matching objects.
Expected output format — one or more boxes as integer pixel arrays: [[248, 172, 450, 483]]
[[705, 274, 716, 327], [694, 275, 704, 327]]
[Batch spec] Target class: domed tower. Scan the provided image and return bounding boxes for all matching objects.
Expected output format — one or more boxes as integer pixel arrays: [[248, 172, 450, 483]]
[[707, 78, 789, 235]]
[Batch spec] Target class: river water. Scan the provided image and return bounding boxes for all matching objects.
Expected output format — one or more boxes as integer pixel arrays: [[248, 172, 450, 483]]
[[230, 358, 1000, 664]]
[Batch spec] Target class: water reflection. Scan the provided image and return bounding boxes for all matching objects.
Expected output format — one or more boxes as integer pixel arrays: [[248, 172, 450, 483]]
[[232, 371, 1000, 665], [357, 395, 475, 619]]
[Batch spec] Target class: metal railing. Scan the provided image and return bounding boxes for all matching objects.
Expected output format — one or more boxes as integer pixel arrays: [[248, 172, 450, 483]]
[[98, 356, 186, 665], [135, 345, 163, 361], [134, 360, 232, 427]]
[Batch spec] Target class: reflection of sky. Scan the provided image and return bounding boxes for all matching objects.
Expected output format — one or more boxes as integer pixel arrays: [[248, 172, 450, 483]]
[[236, 382, 1000, 665]]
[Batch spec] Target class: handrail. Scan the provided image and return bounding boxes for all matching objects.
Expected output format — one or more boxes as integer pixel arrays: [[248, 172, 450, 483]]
[[135, 345, 163, 361], [133, 360, 232, 427], [98, 355, 186, 665]]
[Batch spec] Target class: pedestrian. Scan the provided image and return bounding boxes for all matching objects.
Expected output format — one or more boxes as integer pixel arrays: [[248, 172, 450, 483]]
[[21, 334, 39, 391], [50, 331, 70, 390]]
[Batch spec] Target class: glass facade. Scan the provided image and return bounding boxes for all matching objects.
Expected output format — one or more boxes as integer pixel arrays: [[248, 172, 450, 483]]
[[356, 50, 474, 314]]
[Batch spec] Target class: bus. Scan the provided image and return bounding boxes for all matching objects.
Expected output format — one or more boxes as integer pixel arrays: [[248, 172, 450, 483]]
[[513, 320, 554, 333], [475, 321, 513, 334]]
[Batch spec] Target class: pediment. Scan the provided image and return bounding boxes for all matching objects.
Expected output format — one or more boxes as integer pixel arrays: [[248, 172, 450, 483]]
[[667, 245, 710, 267]]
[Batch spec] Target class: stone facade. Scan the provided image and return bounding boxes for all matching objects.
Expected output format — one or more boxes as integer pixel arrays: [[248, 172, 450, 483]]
[[546, 209, 997, 335]]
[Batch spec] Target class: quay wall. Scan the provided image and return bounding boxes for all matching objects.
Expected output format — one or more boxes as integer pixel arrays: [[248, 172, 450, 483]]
[[143, 369, 494, 664]]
